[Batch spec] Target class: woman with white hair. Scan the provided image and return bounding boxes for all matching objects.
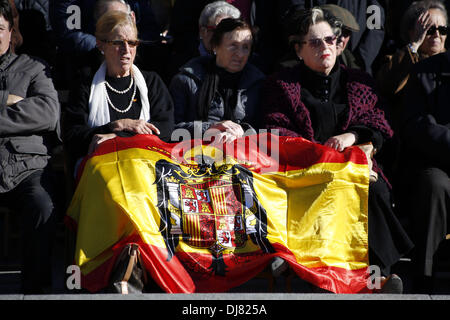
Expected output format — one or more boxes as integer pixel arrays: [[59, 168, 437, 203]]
[[198, 1, 241, 55], [167, 1, 241, 81]]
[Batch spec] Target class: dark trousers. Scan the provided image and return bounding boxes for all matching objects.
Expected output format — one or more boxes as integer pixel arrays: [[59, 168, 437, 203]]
[[409, 167, 450, 277], [0, 169, 57, 294], [368, 177, 414, 276]]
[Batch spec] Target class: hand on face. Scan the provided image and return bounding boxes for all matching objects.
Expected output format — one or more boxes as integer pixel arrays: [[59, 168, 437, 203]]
[[411, 10, 434, 48], [417, 9, 448, 56]]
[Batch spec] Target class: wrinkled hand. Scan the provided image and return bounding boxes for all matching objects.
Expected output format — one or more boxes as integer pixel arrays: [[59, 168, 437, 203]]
[[410, 11, 433, 51], [204, 121, 243, 144], [209, 120, 244, 137], [88, 133, 117, 154], [6, 94, 24, 106], [110, 119, 160, 135], [211, 131, 239, 144], [324, 132, 357, 152]]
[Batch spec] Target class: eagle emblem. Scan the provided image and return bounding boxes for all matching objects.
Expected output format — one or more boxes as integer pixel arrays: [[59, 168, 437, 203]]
[[154, 155, 274, 276]]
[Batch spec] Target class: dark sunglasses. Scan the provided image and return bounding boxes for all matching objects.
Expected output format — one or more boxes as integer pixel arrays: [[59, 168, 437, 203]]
[[102, 39, 140, 48], [301, 35, 337, 48], [427, 26, 448, 36]]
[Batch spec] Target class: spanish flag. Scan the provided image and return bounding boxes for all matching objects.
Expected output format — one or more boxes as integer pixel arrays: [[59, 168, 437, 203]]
[[66, 133, 371, 293]]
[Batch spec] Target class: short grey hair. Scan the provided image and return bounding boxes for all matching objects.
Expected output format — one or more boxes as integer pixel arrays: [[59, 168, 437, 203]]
[[400, 0, 448, 43], [198, 1, 241, 27]]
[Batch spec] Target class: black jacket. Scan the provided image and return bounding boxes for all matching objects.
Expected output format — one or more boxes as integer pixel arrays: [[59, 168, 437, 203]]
[[63, 68, 174, 164], [402, 51, 450, 173], [169, 56, 265, 136]]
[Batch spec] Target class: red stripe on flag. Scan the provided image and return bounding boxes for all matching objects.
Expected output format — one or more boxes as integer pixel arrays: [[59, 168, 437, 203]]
[[76, 134, 368, 182], [75, 232, 369, 294]]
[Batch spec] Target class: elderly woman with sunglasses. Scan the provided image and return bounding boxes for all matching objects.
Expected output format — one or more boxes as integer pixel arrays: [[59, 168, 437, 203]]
[[376, 0, 448, 130], [261, 7, 413, 292], [63, 10, 174, 171]]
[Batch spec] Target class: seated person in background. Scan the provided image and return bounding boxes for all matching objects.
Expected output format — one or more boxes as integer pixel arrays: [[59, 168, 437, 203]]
[[261, 7, 414, 292], [321, 4, 361, 70], [376, 0, 448, 130], [62, 10, 174, 170], [198, 1, 241, 57], [277, 0, 386, 75], [50, 0, 165, 88], [50, 0, 161, 54], [0, 0, 60, 294], [169, 0, 282, 77], [401, 49, 450, 294], [166, 1, 241, 82], [169, 18, 265, 144], [9, 0, 22, 52], [279, 4, 361, 70]]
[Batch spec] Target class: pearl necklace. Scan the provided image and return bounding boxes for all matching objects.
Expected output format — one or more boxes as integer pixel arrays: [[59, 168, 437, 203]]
[[105, 76, 134, 94], [105, 81, 137, 113]]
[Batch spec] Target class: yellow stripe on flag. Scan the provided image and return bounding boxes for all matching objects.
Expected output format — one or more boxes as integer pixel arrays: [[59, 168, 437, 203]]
[[67, 135, 371, 292]]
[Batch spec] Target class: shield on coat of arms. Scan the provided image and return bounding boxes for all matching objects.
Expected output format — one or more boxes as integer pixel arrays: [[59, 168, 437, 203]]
[[180, 182, 246, 252]]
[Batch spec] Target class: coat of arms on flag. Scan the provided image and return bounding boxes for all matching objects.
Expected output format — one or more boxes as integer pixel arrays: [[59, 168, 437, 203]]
[[155, 158, 274, 274]]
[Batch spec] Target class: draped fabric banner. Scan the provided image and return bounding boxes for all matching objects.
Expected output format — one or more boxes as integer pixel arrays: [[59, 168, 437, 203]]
[[65, 133, 371, 294]]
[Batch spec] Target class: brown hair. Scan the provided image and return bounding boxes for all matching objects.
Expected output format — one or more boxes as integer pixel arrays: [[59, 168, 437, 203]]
[[210, 18, 254, 49]]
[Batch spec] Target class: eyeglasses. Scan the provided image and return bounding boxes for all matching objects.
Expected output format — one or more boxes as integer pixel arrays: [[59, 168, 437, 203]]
[[301, 35, 337, 48], [102, 39, 140, 48], [202, 25, 216, 33], [426, 26, 448, 36]]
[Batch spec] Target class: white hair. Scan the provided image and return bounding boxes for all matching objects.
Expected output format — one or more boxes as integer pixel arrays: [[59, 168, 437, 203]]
[[198, 1, 241, 27], [311, 7, 324, 24]]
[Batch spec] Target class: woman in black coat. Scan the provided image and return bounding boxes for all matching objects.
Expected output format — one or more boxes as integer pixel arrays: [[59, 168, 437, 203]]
[[401, 50, 450, 293], [262, 7, 413, 292], [63, 10, 174, 170]]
